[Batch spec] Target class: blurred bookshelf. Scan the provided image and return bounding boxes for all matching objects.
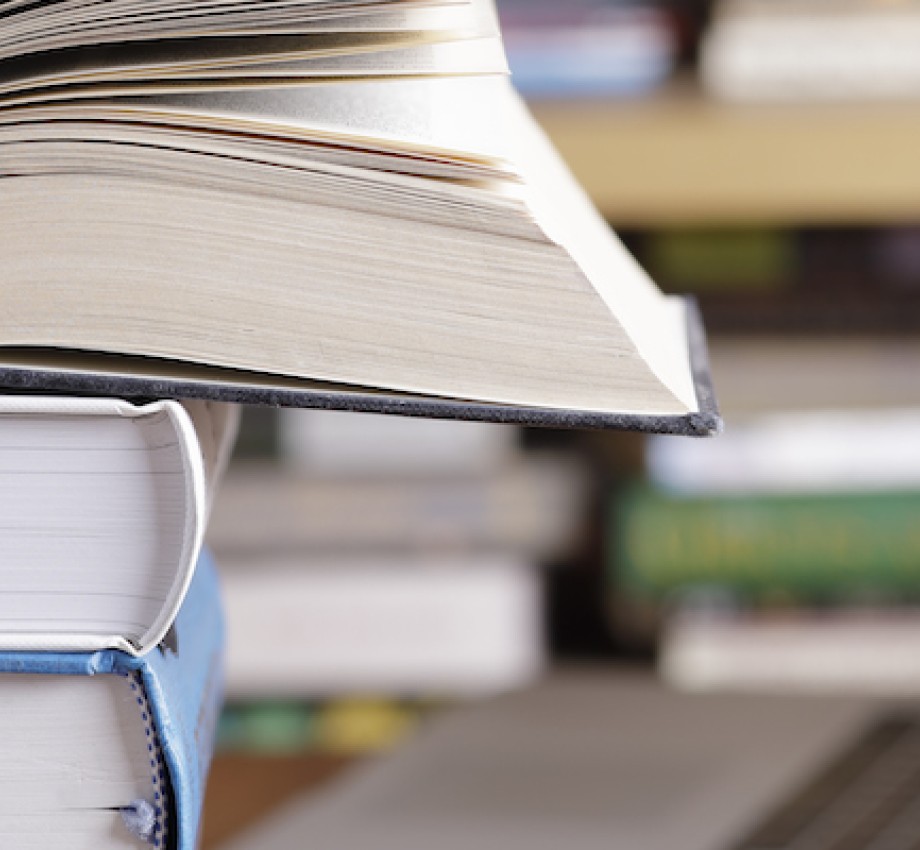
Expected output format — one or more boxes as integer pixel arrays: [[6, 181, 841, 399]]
[[204, 2, 920, 845], [207, 0, 920, 730], [515, 0, 920, 688]]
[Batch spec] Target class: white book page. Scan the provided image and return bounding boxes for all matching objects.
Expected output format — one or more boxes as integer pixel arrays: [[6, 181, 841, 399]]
[[0, 0, 486, 59], [0, 74, 516, 166], [221, 554, 542, 698], [0, 35, 507, 98]]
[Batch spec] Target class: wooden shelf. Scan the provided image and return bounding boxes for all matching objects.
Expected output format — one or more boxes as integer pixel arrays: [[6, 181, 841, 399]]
[[203, 754, 356, 848], [531, 80, 920, 227]]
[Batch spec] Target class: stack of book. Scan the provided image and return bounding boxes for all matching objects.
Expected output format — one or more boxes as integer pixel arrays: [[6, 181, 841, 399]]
[[0, 397, 238, 849], [610, 408, 920, 695], [209, 409, 590, 703], [0, 0, 718, 843], [632, 226, 920, 336]]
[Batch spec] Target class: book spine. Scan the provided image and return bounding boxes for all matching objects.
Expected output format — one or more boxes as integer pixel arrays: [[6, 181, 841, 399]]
[[613, 486, 920, 604], [135, 549, 225, 850]]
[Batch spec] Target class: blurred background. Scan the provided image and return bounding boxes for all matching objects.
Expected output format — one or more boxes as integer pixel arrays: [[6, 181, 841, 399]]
[[203, 1, 920, 846]]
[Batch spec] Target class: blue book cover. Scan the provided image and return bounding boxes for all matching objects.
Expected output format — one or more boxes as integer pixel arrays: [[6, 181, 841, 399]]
[[0, 549, 224, 850], [499, 1, 677, 99]]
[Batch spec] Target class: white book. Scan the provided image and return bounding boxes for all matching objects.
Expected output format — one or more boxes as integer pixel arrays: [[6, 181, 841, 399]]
[[208, 452, 588, 559], [220, 553, 543, 698], [662, 609, 920, 696], [279, 409, 519, 476], [0, 395, 237, 654], [648, 408, 920, 495], [703, 0, 920, 101]]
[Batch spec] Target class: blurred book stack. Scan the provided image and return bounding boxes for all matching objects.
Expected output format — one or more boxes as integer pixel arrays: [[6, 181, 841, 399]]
[[702, 0, 920, 101], [638, 227, 920, 335], [497, 0, 677, 97], [608, 408, 920, 695], [620, 226, 920, 418], [208, 409, 590, 753]]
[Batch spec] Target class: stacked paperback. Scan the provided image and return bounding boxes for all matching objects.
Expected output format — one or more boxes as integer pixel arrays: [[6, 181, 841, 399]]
[[0, 398, 238, 849]]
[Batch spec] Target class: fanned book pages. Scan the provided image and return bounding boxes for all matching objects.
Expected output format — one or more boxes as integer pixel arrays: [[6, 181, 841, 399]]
[[0, 0, 720, 434], [0, 395, 238, 654]]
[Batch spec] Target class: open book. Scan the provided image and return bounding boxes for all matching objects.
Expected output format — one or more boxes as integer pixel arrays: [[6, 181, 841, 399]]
[[0, 0, 719, 433]]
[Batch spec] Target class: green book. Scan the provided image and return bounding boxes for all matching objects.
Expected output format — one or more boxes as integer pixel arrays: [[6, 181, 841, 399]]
[[613, 485, 920, 606], [646, 229, 795, 292]]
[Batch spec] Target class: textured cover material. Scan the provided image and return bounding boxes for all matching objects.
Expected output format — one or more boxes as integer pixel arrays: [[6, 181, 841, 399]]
[[0, 550, 224, 850], [0, 299, 721, 435]]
